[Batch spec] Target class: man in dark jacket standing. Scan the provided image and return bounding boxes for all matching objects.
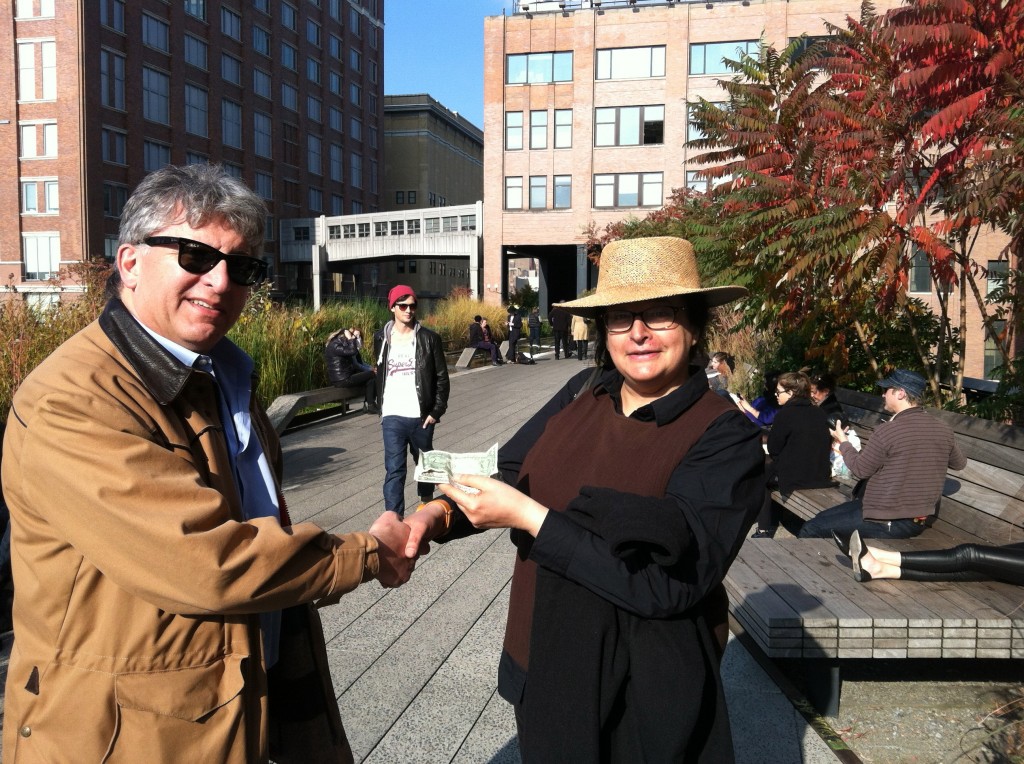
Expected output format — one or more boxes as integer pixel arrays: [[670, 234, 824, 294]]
[[549, 303, 572, 359], [373, 285, 451, 517], [505, 306, 523, 363]]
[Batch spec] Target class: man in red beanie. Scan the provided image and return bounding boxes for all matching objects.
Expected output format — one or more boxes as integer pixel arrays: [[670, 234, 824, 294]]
[[372, 286, 450, 517]]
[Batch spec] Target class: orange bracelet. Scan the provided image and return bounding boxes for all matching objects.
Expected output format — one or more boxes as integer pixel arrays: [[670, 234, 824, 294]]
[[417, 499, 454, 536]]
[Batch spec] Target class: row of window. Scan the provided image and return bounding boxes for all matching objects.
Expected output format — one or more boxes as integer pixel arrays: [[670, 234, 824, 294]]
[[504, 173, 663, 210], [318, 214, 477, 241], [505, 105, 666, 151], [180, 0, 378, 39], [505, 41, 758, 85]]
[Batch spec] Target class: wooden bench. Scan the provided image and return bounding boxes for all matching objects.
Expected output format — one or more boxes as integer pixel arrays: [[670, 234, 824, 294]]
[[725, 388, 1024, 714], [455, 341, 510, 370], [266, 385, 366, 434]]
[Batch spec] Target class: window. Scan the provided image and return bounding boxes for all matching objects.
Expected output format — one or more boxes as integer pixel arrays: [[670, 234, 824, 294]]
[[984, 320, 1008, 379], [282, 43, 297, 71], [307, 19, 321, 46], [407, 219, 421, 235], [184, 0, 205, 21], [281, 2, 297, 30], [529, 110, 548, 150], [686, 170, 709, 194], [100, 49, 125, 109], [329, 107, 343, 132], [460, 215, 476, 232], [309, 188, 323, 212], [184, 84, 208, 137], [329, 71, 342, 95], [308, 134, 322, 175], [143, 140, 171, 172], [687, 101, 727, 142], [21, 180, 59, 214], [293, 226, 311, 241], [593, 172, 663, 208], [690, 40, 759, 76], [442, 216, 458, 233], [351, 153, 362, 188], [408, 191, 417, 204], [330, 0, 342, 21], [18, 41, 57, 101], [350, 7, 361, 36], [104, 183, 128, 218], [425, 217, 440, 234], [307, 57, 321, 85], [553, 109, 572, 149], [505, 176, 523, 210], [390, 221, 404, 236], [221, 54, 242, 85], [253, 68, 271, 99], [506, 51, 572, 84], [142, 67, 170, 124], [369, 60, 378, 83], [185, 35, 208, 69], [254, 0, 269, 13], [595, 105, 664, 147], [909, 248, 931, 293], [329, 143, 343, 182], [281, 83, 298, 111], [104, 236, 119, 261], [308, 95, 322, 123], [101, 126, 126, 164], [554, 175, 571, 209], [330, 194, 343, 215], [22, 233, 60, 281], [223, 163, 243, 179], [342, 224, 356, 239], [396, 191, 405, 205], [282, 123, 299, 165], [987, 260, 1008, 297], [142, 14, 170, 52], [254, 112, 272, 158], [350, 48, 362, 73], [254, 172, 273, 200], [408, 260, 417, 274], [328, 224, 341, 240], [186, 152, 207, 166], [16, 0, 55, 16], [529, 176, 546, 209], [253, 25, 271, 56], [349, 83, 361, 106], [20, 122, 58, 158], [374, 222, 388, 237], [370, 159, 378, 194], [596, 46, 666, 80], [100, 0, 125, 30], [222, 99, 242, 148], [221, 7, 242, 41], [351, 117, 362, 141]]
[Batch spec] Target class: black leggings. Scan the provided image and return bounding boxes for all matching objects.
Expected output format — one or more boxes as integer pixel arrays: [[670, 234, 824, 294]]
[[898, 542, 1024, 585]]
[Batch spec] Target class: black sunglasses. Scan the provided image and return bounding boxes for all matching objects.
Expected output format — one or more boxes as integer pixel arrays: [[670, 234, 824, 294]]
[[143, 236, 267, 287]]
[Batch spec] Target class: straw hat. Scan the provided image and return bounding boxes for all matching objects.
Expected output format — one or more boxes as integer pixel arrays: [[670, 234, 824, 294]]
[[554, 237, 747, 318]]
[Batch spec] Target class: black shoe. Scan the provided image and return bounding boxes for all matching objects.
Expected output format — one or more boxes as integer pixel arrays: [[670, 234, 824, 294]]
[[831, 530, 851, 556], [849, 530, 872, 582], [750, 528, 775, 539], [492, 361, 501, 366], [363, 403, 380, 415]]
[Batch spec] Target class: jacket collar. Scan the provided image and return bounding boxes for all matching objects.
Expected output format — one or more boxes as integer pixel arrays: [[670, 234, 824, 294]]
[[98, 299, 197, 406]]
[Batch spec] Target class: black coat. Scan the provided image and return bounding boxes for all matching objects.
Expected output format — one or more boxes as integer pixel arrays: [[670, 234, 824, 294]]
[[324, 333, 363, 384], [372, 321, 450, 420], [767, 397, 833, 494]]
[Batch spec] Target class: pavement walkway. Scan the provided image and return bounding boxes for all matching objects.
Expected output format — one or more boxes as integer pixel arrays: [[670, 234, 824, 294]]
[[0, 351, 836, 763]]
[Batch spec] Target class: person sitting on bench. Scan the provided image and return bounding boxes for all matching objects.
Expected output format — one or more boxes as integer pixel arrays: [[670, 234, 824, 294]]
[[468, 315, 502, 366]]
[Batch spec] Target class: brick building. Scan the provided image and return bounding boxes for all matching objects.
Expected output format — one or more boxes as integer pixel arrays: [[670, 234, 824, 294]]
[[3, 0, 384, 303]]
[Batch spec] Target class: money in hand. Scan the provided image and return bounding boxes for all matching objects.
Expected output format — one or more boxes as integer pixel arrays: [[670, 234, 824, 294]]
[[415, 443, 499, 493]]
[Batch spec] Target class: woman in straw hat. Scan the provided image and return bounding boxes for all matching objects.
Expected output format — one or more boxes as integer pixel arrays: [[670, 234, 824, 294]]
[[408, 236, 764, 762]]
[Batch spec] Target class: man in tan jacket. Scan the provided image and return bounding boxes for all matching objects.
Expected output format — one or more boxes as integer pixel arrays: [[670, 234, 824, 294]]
[[1, 165, 415, 763]]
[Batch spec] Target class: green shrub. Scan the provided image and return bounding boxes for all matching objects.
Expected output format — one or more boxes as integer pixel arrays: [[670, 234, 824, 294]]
[[420, 294, 509, 348]]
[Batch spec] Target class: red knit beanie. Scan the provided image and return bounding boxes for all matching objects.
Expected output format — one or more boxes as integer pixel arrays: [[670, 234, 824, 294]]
[[387, 285, 416, 308]]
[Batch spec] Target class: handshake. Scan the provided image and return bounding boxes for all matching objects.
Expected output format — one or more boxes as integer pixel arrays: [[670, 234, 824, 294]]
[[365, 503, 449, 589]]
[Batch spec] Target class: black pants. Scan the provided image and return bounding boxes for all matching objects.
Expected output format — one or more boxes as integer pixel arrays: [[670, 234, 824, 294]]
[[334, 371, 375, 405], [898, 542, 1024, 585], [553, 331, 572, 358]]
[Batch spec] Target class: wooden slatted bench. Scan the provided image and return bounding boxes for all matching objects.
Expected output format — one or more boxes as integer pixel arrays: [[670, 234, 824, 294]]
[[726, 388, 1024, 714], [455, 341, 510, 370], [266, 385, 366, 434]]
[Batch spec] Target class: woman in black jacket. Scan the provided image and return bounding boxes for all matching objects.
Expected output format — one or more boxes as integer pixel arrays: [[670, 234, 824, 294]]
[[751, 371, 833, 538], [324, 327, 376, 411]]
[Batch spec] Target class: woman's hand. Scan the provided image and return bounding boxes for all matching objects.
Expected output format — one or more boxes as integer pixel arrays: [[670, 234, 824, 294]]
[[438, 475, 549, 537]]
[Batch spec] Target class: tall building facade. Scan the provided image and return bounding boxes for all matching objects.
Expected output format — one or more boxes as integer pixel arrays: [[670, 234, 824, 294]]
[[3, 0, 384, 303], [382, 94, 483, 212], [482, 0, 1011, 379]]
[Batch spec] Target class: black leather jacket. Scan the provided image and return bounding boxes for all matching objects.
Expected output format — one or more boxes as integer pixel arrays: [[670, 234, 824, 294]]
[[372, 321, 450, 420], [324, 333, 363, 384]]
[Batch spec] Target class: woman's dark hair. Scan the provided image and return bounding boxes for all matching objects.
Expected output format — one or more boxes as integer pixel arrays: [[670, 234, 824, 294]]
[[592, 299, 712, 369], [711, 352, 735, 373], [809, 371, 837, 394], [762, 370, 782, 402], [778, 371, 812, 399]]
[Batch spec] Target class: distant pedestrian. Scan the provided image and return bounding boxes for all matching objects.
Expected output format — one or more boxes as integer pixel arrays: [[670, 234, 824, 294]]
[[549, 303, 572, 359], [527, 307, 542, 357], [571, 313, 591, 362], [506, 306, 523, 363]]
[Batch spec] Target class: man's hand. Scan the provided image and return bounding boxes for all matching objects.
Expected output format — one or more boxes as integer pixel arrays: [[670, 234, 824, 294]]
[[422, 415, 437, 428], [403, 501, 447, 558], [369, 511, 416, 588], [438, 475, 548, 537], [831, 419, 848, 443]]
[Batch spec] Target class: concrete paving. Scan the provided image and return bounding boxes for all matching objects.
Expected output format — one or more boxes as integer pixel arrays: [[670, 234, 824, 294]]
[[0, 351, 837, 763]]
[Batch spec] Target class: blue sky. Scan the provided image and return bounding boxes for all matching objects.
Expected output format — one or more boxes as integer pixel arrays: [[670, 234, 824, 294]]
[[384, 0, 510, 129]]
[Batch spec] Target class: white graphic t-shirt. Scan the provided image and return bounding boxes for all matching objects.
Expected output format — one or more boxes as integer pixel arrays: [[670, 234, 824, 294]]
[[381, 332, 420, 418]]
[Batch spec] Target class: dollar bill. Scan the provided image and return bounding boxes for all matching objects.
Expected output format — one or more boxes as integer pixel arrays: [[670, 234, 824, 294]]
[[414, 443, 499, 486]]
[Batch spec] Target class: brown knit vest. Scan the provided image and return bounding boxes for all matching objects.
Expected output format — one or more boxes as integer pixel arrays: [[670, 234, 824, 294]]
[[503, 385, 733, 671]]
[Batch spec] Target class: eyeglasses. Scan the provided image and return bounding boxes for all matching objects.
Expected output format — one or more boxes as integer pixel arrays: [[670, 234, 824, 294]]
[[776, 388, 792, 396], [144, 236, 266, 287], [394, 302, 417, 312], [603, 305, 684, 334]]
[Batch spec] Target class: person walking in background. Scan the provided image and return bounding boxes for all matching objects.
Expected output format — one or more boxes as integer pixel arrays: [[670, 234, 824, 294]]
[[325, 326, 378, 412], [751, 372, 833, 538], [527, 306, 542, 358], [373, 285, 451, 517], [506, 305, 523, 364], [571, 312, 591, 362], [0, 164, 415, 762], [468, 314, 502, 366], [799, 369, 967, 540], [549, 303, 573, 359], [408, 236, 764, 761]]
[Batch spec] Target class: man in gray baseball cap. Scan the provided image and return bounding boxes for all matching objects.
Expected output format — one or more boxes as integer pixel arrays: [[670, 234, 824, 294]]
[[800, 369, 966, 540]]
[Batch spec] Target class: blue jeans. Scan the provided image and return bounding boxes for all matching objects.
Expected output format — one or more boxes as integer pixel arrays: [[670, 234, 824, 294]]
[[381, 415, 435, 517], [798, 499, 926, 540]]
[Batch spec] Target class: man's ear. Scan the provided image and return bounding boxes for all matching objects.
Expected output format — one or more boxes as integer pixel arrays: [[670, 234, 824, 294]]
[[116, 243, 141, 290]]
